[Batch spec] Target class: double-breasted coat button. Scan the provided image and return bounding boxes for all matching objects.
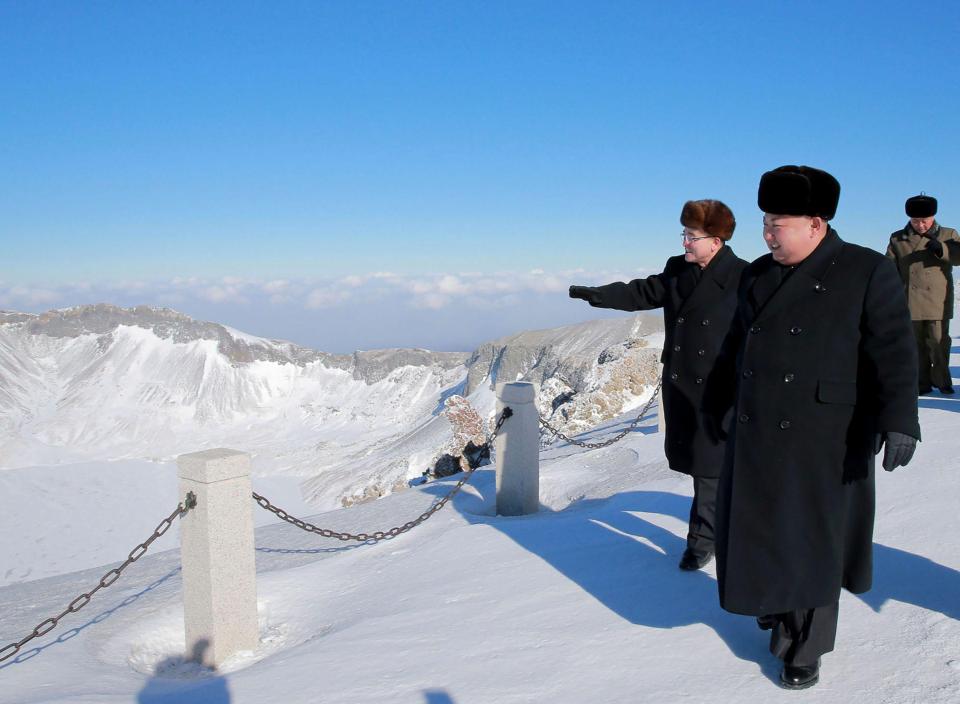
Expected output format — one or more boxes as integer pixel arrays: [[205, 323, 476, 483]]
[[789, 326, 802, 335], [670, 372, 679, 381], [677, 316, 686, 324], [697, 349, 705, 356], [673, 345, 681, 352], [783, 373, 795, 382], [695, 377, 703, 384], [738, 413, 750, 423], [743, 369, 754, 378], [814, 283, 826, 293], [701, 319, 710, 326], [750, 325, 761, 334], [779, 420, 791, 429]]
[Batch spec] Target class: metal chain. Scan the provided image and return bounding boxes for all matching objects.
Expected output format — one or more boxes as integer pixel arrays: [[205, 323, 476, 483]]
[[253, 407, 514, 543], [538, 377, 662, 449], [0, 492, 197, 664]]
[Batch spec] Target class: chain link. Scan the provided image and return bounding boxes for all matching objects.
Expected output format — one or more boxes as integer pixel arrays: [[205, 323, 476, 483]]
[[538, 377, 662, 449], [0, 492, 197, 664], [253, 407, 514, 543], [0, 386, 658, 665]]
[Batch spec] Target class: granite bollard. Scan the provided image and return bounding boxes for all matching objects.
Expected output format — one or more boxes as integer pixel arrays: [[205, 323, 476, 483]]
[[177, 448, 259, 668], [495, 382, 540, 516]]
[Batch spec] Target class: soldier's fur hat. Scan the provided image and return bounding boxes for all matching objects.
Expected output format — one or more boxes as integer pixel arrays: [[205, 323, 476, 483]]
[[757, 165, 840, 220], [905, 194, 937, 218], [680, 199, 736, 240]]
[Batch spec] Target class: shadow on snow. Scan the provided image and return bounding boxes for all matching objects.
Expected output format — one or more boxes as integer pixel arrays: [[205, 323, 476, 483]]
[[918, 395, 960, 412], [443, 486, 778, 681], [137, 640, 231, 704], [433, 482, 960, 684], [0, 568, 181, 671]]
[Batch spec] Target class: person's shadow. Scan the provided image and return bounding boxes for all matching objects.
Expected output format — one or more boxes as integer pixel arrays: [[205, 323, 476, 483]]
[[918, 395, 960, 412], [137, 640, 231, 704], [437, 478, 960, 684], [438, 483, 777, 680], [856, 543, 960, 620]]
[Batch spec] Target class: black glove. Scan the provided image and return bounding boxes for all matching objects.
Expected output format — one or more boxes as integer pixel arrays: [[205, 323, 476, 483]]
[[874, 431, 917, 471], [925, 237, 944, 257], [569, 285, 603, 306]]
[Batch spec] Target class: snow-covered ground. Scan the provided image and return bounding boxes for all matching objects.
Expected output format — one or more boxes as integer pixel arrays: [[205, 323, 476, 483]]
[[1, 343, 958, 703]]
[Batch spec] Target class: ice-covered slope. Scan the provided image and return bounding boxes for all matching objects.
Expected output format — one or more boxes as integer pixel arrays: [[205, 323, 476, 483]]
[[0, 341, 956, 703], [0, 306, 466, 468], [0, 305, 663, 508]]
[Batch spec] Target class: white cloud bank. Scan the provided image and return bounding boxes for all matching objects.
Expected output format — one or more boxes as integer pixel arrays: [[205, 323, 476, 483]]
[[1, 269, 647, 312], [0, 268, 658, 352]]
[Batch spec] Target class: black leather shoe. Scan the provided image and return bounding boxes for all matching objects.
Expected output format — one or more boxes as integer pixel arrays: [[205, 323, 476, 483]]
[[939, 385, 955, 395], [779, 659, 820, 689], [678, 548, 713, 571], [756, 614, 777, 631], [919, 385, 933, 395]]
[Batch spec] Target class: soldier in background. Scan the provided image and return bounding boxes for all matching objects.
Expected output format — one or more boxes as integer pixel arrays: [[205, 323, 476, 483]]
[[569, 199, 746, 572], [886, 194, 960, 395]]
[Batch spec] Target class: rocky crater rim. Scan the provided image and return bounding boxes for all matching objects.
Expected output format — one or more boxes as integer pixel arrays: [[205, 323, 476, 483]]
[[0, 304, 469, 381]]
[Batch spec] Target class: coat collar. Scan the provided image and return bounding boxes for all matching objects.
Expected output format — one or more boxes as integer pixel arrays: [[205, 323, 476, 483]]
[[748, 229, 843, 323], [678, 245, 740, 315], [899, 222, 941, 242]]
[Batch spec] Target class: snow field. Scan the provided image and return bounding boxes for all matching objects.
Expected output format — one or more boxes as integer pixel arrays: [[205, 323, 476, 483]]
[[0, 343, 957, 703]]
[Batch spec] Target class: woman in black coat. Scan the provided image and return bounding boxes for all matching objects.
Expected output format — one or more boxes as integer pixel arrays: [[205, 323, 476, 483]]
[[570, 199, 747, 570]]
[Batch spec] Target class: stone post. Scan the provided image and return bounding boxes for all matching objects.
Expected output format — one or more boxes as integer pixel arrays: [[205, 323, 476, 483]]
[[177, 449, 259, 668], [495, 381, 539, 516]]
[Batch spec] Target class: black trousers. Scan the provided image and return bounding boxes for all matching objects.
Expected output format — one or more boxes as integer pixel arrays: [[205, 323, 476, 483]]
[[769, 602, 839, 666], [914, 318, 952, 389], [941, 318, 953, 383], [686, 475, 719, 555]]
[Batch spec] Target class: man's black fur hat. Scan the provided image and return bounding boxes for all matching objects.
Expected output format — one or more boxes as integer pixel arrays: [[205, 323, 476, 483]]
[[905, 194, 937, 218], [757, 165, 841, 220]]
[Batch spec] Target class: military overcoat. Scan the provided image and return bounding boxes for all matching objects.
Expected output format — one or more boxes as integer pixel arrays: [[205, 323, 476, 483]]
[[591, 245, 747, 477], [885, 224, 960, 320], [705, 230, 919, 616]]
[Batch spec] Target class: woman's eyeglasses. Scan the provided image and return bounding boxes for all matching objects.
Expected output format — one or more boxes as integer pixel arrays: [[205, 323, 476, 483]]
[[681, 232, 713, 243]]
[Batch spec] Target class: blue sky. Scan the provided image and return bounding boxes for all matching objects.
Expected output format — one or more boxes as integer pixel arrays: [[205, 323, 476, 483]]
[[2, 1, 958, 351]]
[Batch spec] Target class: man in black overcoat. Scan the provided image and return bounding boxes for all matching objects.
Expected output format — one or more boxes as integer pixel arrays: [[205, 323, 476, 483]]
[[704, 166, 920, 689], [569, 199, 747, 571]]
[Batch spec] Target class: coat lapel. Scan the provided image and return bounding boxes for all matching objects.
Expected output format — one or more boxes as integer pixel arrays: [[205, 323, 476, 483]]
[[676, 264, 699, 303], [678, 245, 738, 316], [908, 232, 925, 254], [900, 224, 928, 254], [746, 259, 780, 317], [753, 230, 844, 324]]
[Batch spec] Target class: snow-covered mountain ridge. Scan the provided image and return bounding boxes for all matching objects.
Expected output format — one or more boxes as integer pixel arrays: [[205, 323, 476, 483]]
[[0, 304, 664, 508], [0, 305, 467, 375]]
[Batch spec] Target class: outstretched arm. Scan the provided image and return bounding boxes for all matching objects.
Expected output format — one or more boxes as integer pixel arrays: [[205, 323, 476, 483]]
[[568, 268, 670, 312]]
